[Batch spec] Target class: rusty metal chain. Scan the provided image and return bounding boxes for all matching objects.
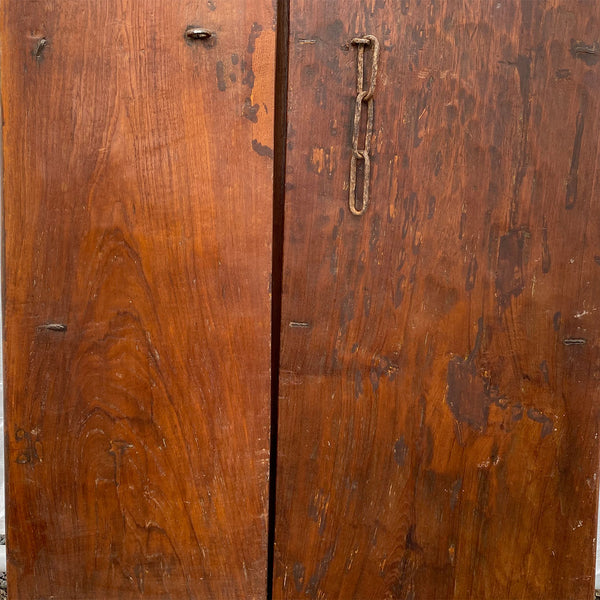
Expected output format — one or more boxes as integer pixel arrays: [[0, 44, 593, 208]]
[[349, 34, 380, 216]]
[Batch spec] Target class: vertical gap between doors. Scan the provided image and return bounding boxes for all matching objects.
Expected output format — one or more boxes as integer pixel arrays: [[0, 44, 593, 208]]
[[267, 0, 290, 597]]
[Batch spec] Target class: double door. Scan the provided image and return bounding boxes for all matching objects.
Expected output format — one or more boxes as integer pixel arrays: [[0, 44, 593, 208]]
[[2, 1, 600, 598]]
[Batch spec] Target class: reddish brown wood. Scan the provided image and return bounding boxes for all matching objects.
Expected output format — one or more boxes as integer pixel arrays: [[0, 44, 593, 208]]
[[275, 2, 600, 598], [1, 1, 275, 598]]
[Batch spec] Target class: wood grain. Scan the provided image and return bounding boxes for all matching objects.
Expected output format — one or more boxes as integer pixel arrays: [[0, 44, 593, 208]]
[[1, 1, 275, 598], [275, 1, 600, 598]]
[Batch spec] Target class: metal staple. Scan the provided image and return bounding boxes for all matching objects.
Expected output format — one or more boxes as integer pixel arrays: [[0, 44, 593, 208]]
[[349, 34, 380, 216]]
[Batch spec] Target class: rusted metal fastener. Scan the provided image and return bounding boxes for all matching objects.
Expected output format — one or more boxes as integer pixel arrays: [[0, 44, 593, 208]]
[[185, 27, 213, 41], [38, 323, 67, 332], [348, 34, 380, 216], [34, 37, 47, 60]]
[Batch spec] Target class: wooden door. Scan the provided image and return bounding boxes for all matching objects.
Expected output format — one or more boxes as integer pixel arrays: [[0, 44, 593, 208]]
[[1, 1, 275, 598], [275, 1, 600, 598]]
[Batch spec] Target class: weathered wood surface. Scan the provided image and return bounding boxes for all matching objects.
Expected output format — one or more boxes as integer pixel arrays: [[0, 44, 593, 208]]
[[2, 1, 275, 598], [275, 1, 600, 598]]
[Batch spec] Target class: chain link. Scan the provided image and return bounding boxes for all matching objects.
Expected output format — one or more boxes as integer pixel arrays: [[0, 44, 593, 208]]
[[349, 35, 380, 216]]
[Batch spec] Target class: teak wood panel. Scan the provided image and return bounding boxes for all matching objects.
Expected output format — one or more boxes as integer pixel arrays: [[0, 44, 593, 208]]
[[1, 1, 275, 598], [275, 1, 600, 598]]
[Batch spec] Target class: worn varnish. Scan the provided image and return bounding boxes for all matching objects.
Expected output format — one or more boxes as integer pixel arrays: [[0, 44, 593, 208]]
[[275, 2, 600, 598], [2, 1, 274, 598]]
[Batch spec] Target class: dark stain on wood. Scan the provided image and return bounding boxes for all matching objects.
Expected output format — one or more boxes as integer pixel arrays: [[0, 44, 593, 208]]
[[465, 256, 477, 291], [450, 478, 462, 511], [393, 436, 408, 467], [216, 60, 227, 91], [566, 111, 584, 209], [553, 311, 562, 332], [354, 369, 363, 400], [242, 66, 256, 89], [243, 97, 260, 122], [304, 547, 335, 598], [526, 408, 553, 438], [510, 55, 532, 226], [393, 275, 405, 308], [405, 524, 423, 553], [496, 229, 525, 306], [446, 319, 491, 432], [427, 195, 436, 218], [542, 218, 551, 273], [539, 360, 550, 385], [248, 22, 263, 54], [252, 139, 274, 158], [292, 562, 305, 593]]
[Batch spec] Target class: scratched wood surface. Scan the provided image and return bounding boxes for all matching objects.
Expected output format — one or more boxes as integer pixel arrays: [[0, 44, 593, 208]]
[[1, 1, 274, 598], [275, 1, 600, 598]]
